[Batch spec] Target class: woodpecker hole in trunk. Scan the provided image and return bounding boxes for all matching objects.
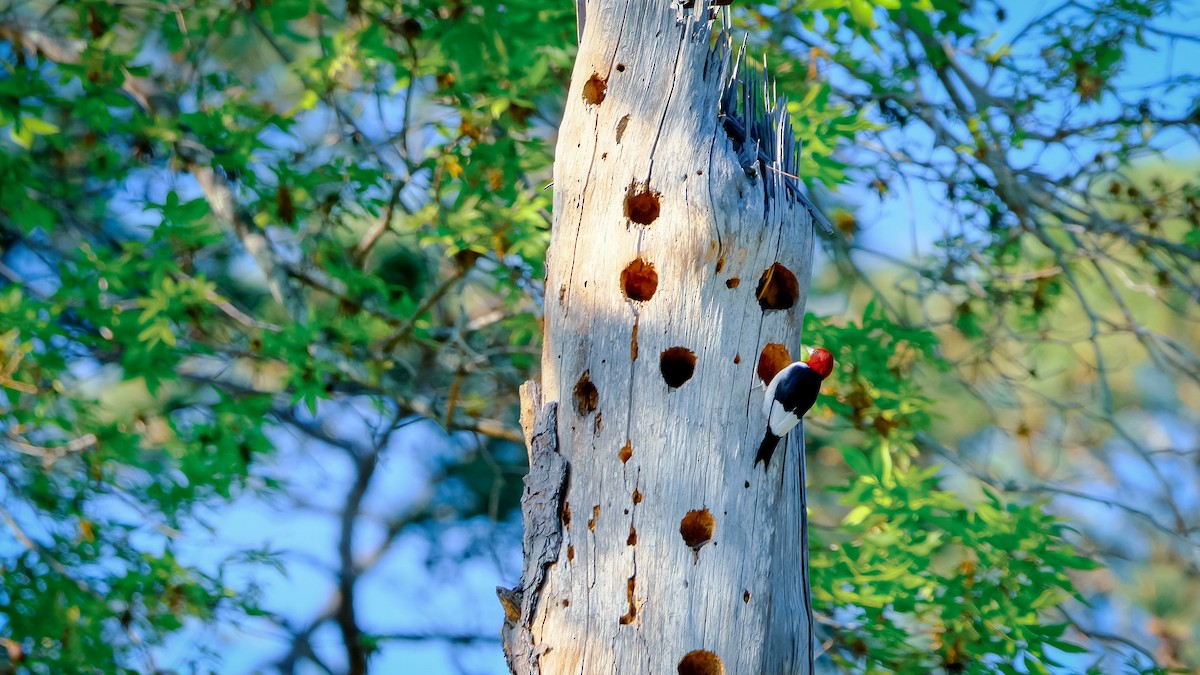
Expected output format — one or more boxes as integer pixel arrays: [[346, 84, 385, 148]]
[[679, 508, 715, 551], [619, 440, 633, 464], [587, 505, 599, 531], [725, 276, 740, 289], [582, 73, 607, 105], [625, 184, 661, 225], [573, 370, 599, 415], [757, 343, 791, 384], [755, 262, 799, 310], [621, 258, 658, 301], [660, 347, 696, 388], [677, 650, 725, 675], [627, 523, 638, 546]]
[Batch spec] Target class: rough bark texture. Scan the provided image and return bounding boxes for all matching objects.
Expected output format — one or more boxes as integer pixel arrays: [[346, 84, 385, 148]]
[[502, 3, 818, 673], [499, 383, 568, 674]]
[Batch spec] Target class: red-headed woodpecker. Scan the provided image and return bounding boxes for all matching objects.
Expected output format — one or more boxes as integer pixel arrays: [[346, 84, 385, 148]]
[[756, 347, 835, 468]]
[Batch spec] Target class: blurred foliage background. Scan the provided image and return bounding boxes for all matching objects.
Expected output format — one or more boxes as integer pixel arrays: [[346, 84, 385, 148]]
[[0, 0, 1197, 673]]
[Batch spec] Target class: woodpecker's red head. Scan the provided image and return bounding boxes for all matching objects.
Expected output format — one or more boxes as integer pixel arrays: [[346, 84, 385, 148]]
[[804, 347, 835, 379]]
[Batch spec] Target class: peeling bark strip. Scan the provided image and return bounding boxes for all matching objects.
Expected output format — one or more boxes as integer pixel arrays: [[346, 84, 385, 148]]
[[505, 2, 820, 673], [499, 383, 567, 674]]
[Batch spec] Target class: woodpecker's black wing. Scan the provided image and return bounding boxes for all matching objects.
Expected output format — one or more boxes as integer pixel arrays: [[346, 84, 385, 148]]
[[768, 364, 823, 432]]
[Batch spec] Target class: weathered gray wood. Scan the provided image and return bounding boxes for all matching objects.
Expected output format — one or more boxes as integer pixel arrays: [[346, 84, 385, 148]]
[[504, 2, 817, 673]]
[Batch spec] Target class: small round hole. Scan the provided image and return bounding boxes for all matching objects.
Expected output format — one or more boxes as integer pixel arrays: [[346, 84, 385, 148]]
[[582, 73, 607, 105], [616, 63, 626, 72], [756, 262, 799, 310], [621, 258, 658, 301], [619, 440, 633, 464], [625, 184, 661, 225], [743, 590, 751, 603], [679, 508, 715, 550], [678, 649, 724, 675], [725, 277, 740, 289], [627, 524, 638, 546], [574, 371, 599, 416], [660, 347, 696, 388], [757, 343, 791, 385]]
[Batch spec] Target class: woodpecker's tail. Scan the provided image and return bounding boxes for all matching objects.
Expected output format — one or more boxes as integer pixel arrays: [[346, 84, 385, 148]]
[[755, 431, 780, 468]]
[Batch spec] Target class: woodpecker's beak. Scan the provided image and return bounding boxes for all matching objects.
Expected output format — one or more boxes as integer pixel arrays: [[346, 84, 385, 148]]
[[800, 344, 813, 361]]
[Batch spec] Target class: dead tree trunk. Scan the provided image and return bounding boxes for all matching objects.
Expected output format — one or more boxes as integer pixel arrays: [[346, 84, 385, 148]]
[[501, 3, 825, 673]]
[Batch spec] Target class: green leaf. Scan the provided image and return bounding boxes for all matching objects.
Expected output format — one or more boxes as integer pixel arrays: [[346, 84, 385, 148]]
[[843, 504, 873, 526], [22, 117, 61, 135], [1030, 588, 1063, 610], [840, 446, 874, 475], [1047, 639, 1090, 654], [290, 90, 321, 115], [9, 125, 34, 149]]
